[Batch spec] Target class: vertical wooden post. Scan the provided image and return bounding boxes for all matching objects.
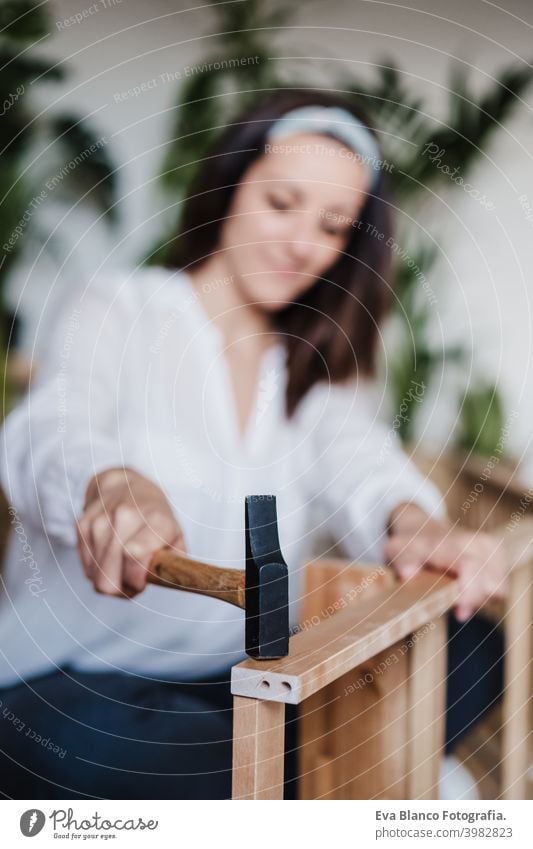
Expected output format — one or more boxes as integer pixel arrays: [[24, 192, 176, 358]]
[[298, 644, 410, 799], [407, 616, 447, 800], [232, 695, 286, 799], [501, 564, 532, 799]]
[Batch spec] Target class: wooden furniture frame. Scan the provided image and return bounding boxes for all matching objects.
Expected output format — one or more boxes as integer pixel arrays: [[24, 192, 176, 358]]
[[231, 451, 532, 800]]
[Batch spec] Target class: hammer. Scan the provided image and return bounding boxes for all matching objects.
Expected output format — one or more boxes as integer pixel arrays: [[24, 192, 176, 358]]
[[147, 495, 289, 659]]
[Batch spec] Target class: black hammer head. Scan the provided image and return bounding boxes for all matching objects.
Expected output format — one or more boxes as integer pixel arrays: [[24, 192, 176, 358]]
[[244, 495, 289, 659]]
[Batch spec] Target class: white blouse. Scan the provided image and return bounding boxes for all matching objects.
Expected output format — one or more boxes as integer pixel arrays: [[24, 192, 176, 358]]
[[0, 266, 446, 687]]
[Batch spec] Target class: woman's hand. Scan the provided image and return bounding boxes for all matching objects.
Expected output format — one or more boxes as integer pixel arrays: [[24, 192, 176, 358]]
[[76, 467, 186, 598], [384, 502, 509, 621]]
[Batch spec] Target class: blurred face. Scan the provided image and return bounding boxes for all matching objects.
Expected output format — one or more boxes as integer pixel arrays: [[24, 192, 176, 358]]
[[218, 132, 372, 311]]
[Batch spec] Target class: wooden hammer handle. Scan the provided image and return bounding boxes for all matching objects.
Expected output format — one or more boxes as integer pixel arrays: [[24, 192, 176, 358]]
[[147, 547, 246, 609]]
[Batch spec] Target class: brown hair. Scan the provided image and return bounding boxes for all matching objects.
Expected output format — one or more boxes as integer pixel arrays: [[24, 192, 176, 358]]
[[165, 88, 394, 417]]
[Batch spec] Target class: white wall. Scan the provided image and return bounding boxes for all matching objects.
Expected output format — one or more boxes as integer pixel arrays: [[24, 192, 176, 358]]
[[10, 0, 533, 477]]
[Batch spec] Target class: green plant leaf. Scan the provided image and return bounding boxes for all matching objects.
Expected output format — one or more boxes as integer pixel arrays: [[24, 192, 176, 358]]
[[458, 384, 506, 456], [0, 0, 49, 42], [47, 115, 118, 221]]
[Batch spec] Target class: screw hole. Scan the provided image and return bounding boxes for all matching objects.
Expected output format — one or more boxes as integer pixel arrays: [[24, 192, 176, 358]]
[[281, 681, 292, 692], [260, 679, 270, 689]]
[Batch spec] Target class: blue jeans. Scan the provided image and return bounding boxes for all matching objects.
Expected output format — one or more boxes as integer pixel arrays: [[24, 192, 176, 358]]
[[0, 614, 502, 799]]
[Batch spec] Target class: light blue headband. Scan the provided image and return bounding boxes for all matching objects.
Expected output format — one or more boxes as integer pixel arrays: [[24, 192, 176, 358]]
[[266, 105, 382, 190]]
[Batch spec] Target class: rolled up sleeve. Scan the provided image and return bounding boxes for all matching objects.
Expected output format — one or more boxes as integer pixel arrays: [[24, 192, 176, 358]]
[[300, 381, 448, 563], [0, 274, 137, 547]]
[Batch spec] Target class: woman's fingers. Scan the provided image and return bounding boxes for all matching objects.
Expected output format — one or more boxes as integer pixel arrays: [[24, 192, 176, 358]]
[[121, 528, 186, 597], [76, 497, 107, 577], [93, 529, 126, 596], [121, 515, 185, 595], [384, 534, 428, 579], [386, 528, 472, 579], [74, 466, 186, 599], [85, 513, 113, 576], [90, 504, 141, 596], [95, 504, 148, 598], [454, 546, 508, 620], [77, 502, 147, 595], [387, 524, 509, 622], [453, 553, 490, 621], [75, 514, 94, 580]]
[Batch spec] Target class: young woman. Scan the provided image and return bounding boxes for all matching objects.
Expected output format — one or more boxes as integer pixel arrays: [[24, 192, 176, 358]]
[[0, 89, 506, 800]]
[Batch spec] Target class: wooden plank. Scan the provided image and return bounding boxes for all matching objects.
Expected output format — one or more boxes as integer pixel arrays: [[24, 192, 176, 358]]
[[297, 688, 330, 799], [407, 616, 447, 800], [328, 643, 409, 799], [298, 642, 413, 799], [297, 559, 352, 800], [232, 572, 458, 704], [410, 447, 528, 505], [498, 518, 533, 571], [501, 564, 532, 799], [301, 558, 395, 618], [232, 696, 286, 799], [297, 559, 404, 799]]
